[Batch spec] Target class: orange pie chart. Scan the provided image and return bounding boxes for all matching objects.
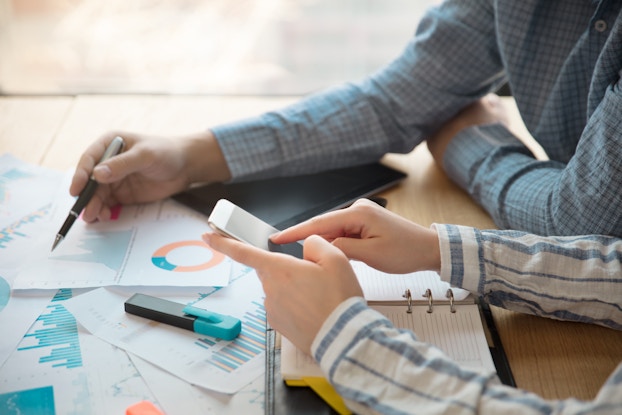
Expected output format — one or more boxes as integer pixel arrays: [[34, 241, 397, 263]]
[[151, 240, 225, 272]]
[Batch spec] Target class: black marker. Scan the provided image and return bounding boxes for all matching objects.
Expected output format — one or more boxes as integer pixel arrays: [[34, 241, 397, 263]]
[[124, 293, 241, 341]]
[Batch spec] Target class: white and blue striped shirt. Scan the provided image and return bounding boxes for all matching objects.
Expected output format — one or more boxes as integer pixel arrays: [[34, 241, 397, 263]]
[[310, 225, 622, 414]]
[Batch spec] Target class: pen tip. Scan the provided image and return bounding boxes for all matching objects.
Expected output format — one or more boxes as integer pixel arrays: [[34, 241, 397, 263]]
[[51, 235, 63, 252]]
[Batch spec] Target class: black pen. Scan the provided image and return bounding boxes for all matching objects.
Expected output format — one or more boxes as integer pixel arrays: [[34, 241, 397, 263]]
[[51, 136, 125, 251]]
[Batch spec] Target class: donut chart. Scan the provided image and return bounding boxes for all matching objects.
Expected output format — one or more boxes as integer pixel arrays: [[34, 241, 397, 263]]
[[151, 240, 225, 272]]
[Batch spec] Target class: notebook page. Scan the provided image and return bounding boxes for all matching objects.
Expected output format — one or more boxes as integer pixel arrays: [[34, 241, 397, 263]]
[[374, 304, 495, 372], [351, 261, 470, 302], [280, 303, 496, 380]]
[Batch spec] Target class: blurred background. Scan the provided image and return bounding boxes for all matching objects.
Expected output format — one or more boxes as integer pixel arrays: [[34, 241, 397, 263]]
[[0, 0, 438, 95]]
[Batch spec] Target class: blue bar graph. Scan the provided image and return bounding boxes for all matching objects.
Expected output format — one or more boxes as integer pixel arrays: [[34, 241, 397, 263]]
[[205, 301, 266, 373], [18, 289, 83, 369]]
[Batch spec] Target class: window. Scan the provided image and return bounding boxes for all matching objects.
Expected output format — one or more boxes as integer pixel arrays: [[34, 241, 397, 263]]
[[0, 0, 437, 95]]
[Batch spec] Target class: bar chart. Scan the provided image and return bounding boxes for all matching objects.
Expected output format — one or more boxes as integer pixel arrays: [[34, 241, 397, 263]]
[[18, 289, 83, 369], [198, 300, 266, 374]]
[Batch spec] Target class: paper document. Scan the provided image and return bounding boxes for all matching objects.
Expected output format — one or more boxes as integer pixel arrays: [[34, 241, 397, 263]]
[[0, 288, 158, 415], [14, 193, 232, 289], [351, 261, 470, 302], [63, 263, 266, 394], [130, 354, 265, 415], [0, 154, 63, 366]]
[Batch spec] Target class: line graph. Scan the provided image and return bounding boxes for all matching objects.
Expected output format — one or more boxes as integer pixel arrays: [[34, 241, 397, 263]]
[[51, 229, 132, 272], [0, 205, 50, 249], [0, 167, 33, 204]]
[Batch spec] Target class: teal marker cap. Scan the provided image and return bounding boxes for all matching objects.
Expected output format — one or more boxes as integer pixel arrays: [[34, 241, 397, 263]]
[[183, 305, 242, 341]]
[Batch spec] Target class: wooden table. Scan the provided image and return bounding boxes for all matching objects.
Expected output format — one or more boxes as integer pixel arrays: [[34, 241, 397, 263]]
[[2, 94, 621, 403]]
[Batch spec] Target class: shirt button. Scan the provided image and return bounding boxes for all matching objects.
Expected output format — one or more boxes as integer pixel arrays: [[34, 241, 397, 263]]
[[594, 19, 608, 32]]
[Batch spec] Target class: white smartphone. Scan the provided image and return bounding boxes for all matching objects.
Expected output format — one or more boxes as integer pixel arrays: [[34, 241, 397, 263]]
[[208, 199, 303, 258]]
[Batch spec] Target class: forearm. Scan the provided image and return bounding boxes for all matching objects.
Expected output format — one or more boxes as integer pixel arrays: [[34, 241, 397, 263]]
[[312, 298, 622, 415], [211, 0, 505, 181], [441, 90, 622, 237], [181, 130, 231, 184], [210, 83, 410, 181], [436, 224, 622, 330]]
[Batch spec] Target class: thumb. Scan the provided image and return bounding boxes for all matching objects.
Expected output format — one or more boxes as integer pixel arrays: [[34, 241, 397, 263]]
[[92, 163, 114, 183], [303, 234, 347, 265], [92, 150, 148, 184]]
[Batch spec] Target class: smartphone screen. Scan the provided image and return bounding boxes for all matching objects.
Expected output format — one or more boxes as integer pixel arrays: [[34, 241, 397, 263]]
[[267, 240, 303, 259], [209, 199, 303, 259]]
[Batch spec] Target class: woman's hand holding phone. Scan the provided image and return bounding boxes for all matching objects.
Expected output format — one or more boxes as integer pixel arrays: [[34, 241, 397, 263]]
[[202, 229, 363, 355], [271, 199, 441, 274]]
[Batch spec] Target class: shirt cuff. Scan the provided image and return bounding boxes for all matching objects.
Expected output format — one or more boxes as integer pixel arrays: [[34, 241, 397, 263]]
[[211, 115, 283, 181], [442, 123, 534, 228], [435, 223, 485, 296], [443, 122, 525, 188]]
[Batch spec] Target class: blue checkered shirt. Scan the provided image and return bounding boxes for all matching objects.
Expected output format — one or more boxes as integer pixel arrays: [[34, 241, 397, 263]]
[[212, 0, 622, 237]]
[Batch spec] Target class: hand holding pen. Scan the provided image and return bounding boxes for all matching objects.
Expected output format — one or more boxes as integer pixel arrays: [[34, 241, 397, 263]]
[[66, 130, 232, 226], [51, 136, 125, 251]]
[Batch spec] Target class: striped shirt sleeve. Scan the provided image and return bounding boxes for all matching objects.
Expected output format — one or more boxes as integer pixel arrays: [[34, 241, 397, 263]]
[[309, 227, 622, 414], [436, 224, 622, 330], [311, 299, 622, 414]]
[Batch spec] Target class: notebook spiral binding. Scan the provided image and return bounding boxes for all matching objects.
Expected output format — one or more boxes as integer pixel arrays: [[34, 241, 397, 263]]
[[402, 288, 457, 314]]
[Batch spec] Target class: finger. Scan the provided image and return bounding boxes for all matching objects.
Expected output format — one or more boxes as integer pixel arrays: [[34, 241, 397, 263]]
[[70, 132, 129, 196], [70, 137, 111, 196], [302, 234, 347, 264], [81, 183, 116, 222], [271, 205, 368, 244], [69, 167, 91, 198], [81, 193, 106, 223], [303, 236, 364, 298], [202, 232, 283, 272], [92, 145, 150, 184], [269, 216, 337, 243]]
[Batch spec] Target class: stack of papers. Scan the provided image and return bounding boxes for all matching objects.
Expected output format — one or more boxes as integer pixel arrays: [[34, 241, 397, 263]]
[[0, 154, 267, 414]]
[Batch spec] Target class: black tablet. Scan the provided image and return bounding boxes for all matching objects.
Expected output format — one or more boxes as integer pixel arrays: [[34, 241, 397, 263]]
[[173, 163, 406, 229]]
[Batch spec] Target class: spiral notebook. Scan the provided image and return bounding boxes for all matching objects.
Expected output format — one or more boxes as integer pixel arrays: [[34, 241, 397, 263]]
[[272, 262, 513, 415]]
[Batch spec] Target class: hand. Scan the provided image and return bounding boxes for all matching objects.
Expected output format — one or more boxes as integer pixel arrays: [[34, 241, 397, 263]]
[[427, 93, 510, 165], [70, 130, 231, 222], [202, 232, 364, 354], [271, 199, 441, 274]]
